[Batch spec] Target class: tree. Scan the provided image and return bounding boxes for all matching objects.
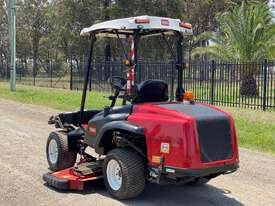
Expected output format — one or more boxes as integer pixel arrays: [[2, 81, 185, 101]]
[[192, 2, 275, 96], [17, 0, 49, 76], [4, 0, 273, 78], [0, 0, 10, 77]]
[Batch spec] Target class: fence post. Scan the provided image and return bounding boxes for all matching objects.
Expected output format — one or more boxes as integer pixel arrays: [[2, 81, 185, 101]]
[[210, 60, 216, 105], [33, 67, 35, 86], [19, 67, 21, 81], [50, 56, 53, 88], [263, 59, 268, 111], [170, 61, 175, 100], [70, 55, 73, 90], [89, 59, 92, 91]]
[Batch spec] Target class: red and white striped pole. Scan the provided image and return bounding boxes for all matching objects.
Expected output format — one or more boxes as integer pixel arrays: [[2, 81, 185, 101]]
[[126, 38, 135, 94], [130, 38, 135, 63]]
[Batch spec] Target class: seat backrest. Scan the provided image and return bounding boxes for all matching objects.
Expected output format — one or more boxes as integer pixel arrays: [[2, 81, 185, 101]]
[[132, 80, 169, 104]]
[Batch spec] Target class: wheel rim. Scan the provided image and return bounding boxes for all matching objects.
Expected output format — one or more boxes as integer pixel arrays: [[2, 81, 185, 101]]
[[48, 139, 58, 164], [106, 159, 122, 191]]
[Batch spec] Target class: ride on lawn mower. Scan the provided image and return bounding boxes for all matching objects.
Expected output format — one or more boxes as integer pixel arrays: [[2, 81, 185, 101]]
[[43, 16, 239, 199]]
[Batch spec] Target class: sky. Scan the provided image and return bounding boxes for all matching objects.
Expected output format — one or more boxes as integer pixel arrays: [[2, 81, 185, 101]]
[[269, 0, 275, 17]]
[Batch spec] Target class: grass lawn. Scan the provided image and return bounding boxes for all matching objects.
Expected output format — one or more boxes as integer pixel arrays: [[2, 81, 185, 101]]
[[222, 107, 275, 155], [1, 82, 275, 155], [0, 82, 111, 111]]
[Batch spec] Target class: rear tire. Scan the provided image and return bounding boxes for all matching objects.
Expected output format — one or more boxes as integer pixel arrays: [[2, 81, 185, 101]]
[[103, 148, 145, 199], [46, 131, 77, 171]]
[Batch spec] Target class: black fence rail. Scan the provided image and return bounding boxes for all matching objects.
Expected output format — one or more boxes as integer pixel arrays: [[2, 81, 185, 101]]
[[1, 58, 275, 110], [0, 58, 71, 89], [70, 59, 176, 98], [184, 60, 275, 110]]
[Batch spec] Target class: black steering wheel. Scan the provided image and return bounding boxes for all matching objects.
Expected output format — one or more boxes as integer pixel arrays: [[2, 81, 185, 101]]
[[109, 76, 127, 107], [111, 76, 127, 91]]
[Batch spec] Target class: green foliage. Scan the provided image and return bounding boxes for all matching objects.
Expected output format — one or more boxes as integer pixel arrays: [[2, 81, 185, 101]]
[[1, 0, 273, 72], [0, 0, 10, 69], [193, 2, 275, 62], [11, 0, 249, 61]]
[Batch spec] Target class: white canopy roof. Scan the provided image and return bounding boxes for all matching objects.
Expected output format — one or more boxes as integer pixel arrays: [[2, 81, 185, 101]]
[[80, 15, 192, 38]]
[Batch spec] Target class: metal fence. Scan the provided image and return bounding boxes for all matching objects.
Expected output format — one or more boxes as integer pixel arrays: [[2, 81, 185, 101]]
[[184, 60, 275, 111], [1, 58, 275, 110], [70, 59, 175, 92]]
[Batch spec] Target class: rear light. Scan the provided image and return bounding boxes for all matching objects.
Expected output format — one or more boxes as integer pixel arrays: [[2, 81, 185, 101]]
[[135, 18, 150, 24], [183, 91, 194, 101], [123, 59, 130, 65], [87, 124, 96, 136], [152, 155, 161, 164], [179, 22, 192, 29]]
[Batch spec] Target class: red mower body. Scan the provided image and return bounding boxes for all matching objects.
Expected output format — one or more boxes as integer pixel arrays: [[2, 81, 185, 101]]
[[44, 101, 239, 191], [128, 102, 239, 173]]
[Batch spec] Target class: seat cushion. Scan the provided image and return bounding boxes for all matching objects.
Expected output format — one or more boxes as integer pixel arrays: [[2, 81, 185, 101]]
[[132, 80, 169, 103]]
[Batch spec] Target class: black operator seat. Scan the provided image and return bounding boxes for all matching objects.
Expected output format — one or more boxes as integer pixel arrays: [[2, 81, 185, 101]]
[[132, 80, 169, 104]]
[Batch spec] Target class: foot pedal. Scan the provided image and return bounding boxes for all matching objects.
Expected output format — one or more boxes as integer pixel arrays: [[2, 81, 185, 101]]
[[74, 162, 102, 176]]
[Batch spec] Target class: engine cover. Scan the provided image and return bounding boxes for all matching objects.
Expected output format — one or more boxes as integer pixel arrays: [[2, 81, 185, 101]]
[[128, 102, 239, 169], [158, 103, 233, 163]]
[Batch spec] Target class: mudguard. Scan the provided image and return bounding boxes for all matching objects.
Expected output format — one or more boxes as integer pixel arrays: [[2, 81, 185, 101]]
[[94, 121, 144, 154]]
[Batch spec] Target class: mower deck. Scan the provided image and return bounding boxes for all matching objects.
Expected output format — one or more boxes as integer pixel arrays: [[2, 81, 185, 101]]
[[43, 162, 103, 190]]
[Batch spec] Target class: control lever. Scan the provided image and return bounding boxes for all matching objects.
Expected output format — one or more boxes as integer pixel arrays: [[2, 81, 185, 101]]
[[108, 95, 116, 100]]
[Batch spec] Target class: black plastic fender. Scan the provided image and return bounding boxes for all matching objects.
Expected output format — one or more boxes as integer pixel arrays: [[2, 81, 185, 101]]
[[94, 121, 144, 154]]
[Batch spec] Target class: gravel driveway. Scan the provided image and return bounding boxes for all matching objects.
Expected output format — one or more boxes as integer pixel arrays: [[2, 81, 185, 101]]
[[0, 98, 274, 206]]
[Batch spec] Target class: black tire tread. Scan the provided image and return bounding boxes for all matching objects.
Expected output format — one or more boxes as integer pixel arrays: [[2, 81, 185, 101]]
[[46, 131, 77, 171], [103, 148, 145, 199]]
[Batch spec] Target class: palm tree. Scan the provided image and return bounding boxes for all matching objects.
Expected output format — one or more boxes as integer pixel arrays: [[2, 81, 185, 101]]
[[192, 2, 275, 96]]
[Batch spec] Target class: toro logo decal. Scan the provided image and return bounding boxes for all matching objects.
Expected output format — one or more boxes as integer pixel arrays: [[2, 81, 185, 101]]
[[161, 142, 170, 153], [161, 19, 169, 26]]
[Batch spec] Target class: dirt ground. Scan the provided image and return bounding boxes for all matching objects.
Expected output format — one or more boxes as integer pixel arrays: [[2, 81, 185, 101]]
[[0, 98, 274, 206]]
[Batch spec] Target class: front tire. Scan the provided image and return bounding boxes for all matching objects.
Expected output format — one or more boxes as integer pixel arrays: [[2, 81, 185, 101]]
[[46, 131, 77, 171], [103, 148, 145, 199]]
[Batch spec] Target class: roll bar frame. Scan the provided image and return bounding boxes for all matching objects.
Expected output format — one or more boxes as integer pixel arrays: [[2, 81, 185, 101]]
[[79, 30, 185, 125]]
